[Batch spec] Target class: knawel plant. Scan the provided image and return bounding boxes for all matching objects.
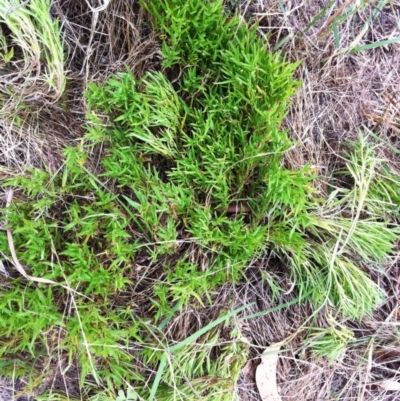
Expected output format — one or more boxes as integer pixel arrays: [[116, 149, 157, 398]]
[[1, 0, 399, 399]]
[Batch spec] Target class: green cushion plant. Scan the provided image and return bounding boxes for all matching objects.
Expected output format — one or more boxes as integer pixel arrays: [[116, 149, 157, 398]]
[[1, 0, 399, 399]]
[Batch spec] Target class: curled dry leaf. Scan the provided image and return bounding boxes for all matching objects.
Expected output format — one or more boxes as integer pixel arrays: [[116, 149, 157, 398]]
[[255, 343, 282, 401]]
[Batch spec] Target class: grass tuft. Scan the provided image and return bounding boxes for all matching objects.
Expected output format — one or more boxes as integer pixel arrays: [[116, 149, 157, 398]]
[[0, 0, 65, 113]]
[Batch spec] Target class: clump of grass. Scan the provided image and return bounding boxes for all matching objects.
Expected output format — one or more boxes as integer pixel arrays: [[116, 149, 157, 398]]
[[0, 0, 65, 115], [0, 0, 399, 399], [278, 134, 400, 318], [305, 317, 355, 362], [0, 0, 67, 172]]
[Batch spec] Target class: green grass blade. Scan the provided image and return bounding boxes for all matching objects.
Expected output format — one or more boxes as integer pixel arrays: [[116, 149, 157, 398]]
[[169, 303, 254, 352], [350, 37, 400, 52], [148, 303, 253, 400], [274, 33, 294, 51], [303, 0, 336, 34], [363, 126, 400, 154], [158, 300, 183, 332], [144, 300, 183, 342], [243, 288, 314, 320], [148, 353, 168, 401], [333, 24, 340, 48]]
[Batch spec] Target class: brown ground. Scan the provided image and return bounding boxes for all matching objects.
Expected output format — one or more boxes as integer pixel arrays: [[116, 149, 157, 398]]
[[1, 0, 400, 400]]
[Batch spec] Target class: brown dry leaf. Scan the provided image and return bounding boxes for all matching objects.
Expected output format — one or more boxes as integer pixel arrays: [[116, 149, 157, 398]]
[[379, 380, 400, 391], [255, 343, 282, 401], [241, 359, 256, 379]]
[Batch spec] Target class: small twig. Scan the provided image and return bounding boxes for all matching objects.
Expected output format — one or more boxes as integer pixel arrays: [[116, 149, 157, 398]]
[[5, 189, 87, 295], [226, 202, 251, 214]]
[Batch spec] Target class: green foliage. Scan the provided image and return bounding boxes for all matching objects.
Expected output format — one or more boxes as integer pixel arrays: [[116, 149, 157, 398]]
[[84, 0, 305, 313], [143, 330, 247, 401], [273, 134, 400, 318], [0, 0, 65, 117], [306, 319, 355, 362], [0, 1, 296, 398], [1, 1, 399, 400]]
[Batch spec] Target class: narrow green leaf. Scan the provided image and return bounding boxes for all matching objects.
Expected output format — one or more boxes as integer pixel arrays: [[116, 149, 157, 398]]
[[303, 0, 336, 34], [243, 288, 314, 320], [169, 302, 254, 352], [333, 24, 340, 48], [350, 37, 400, 52], [148, 353, 168, 401]]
